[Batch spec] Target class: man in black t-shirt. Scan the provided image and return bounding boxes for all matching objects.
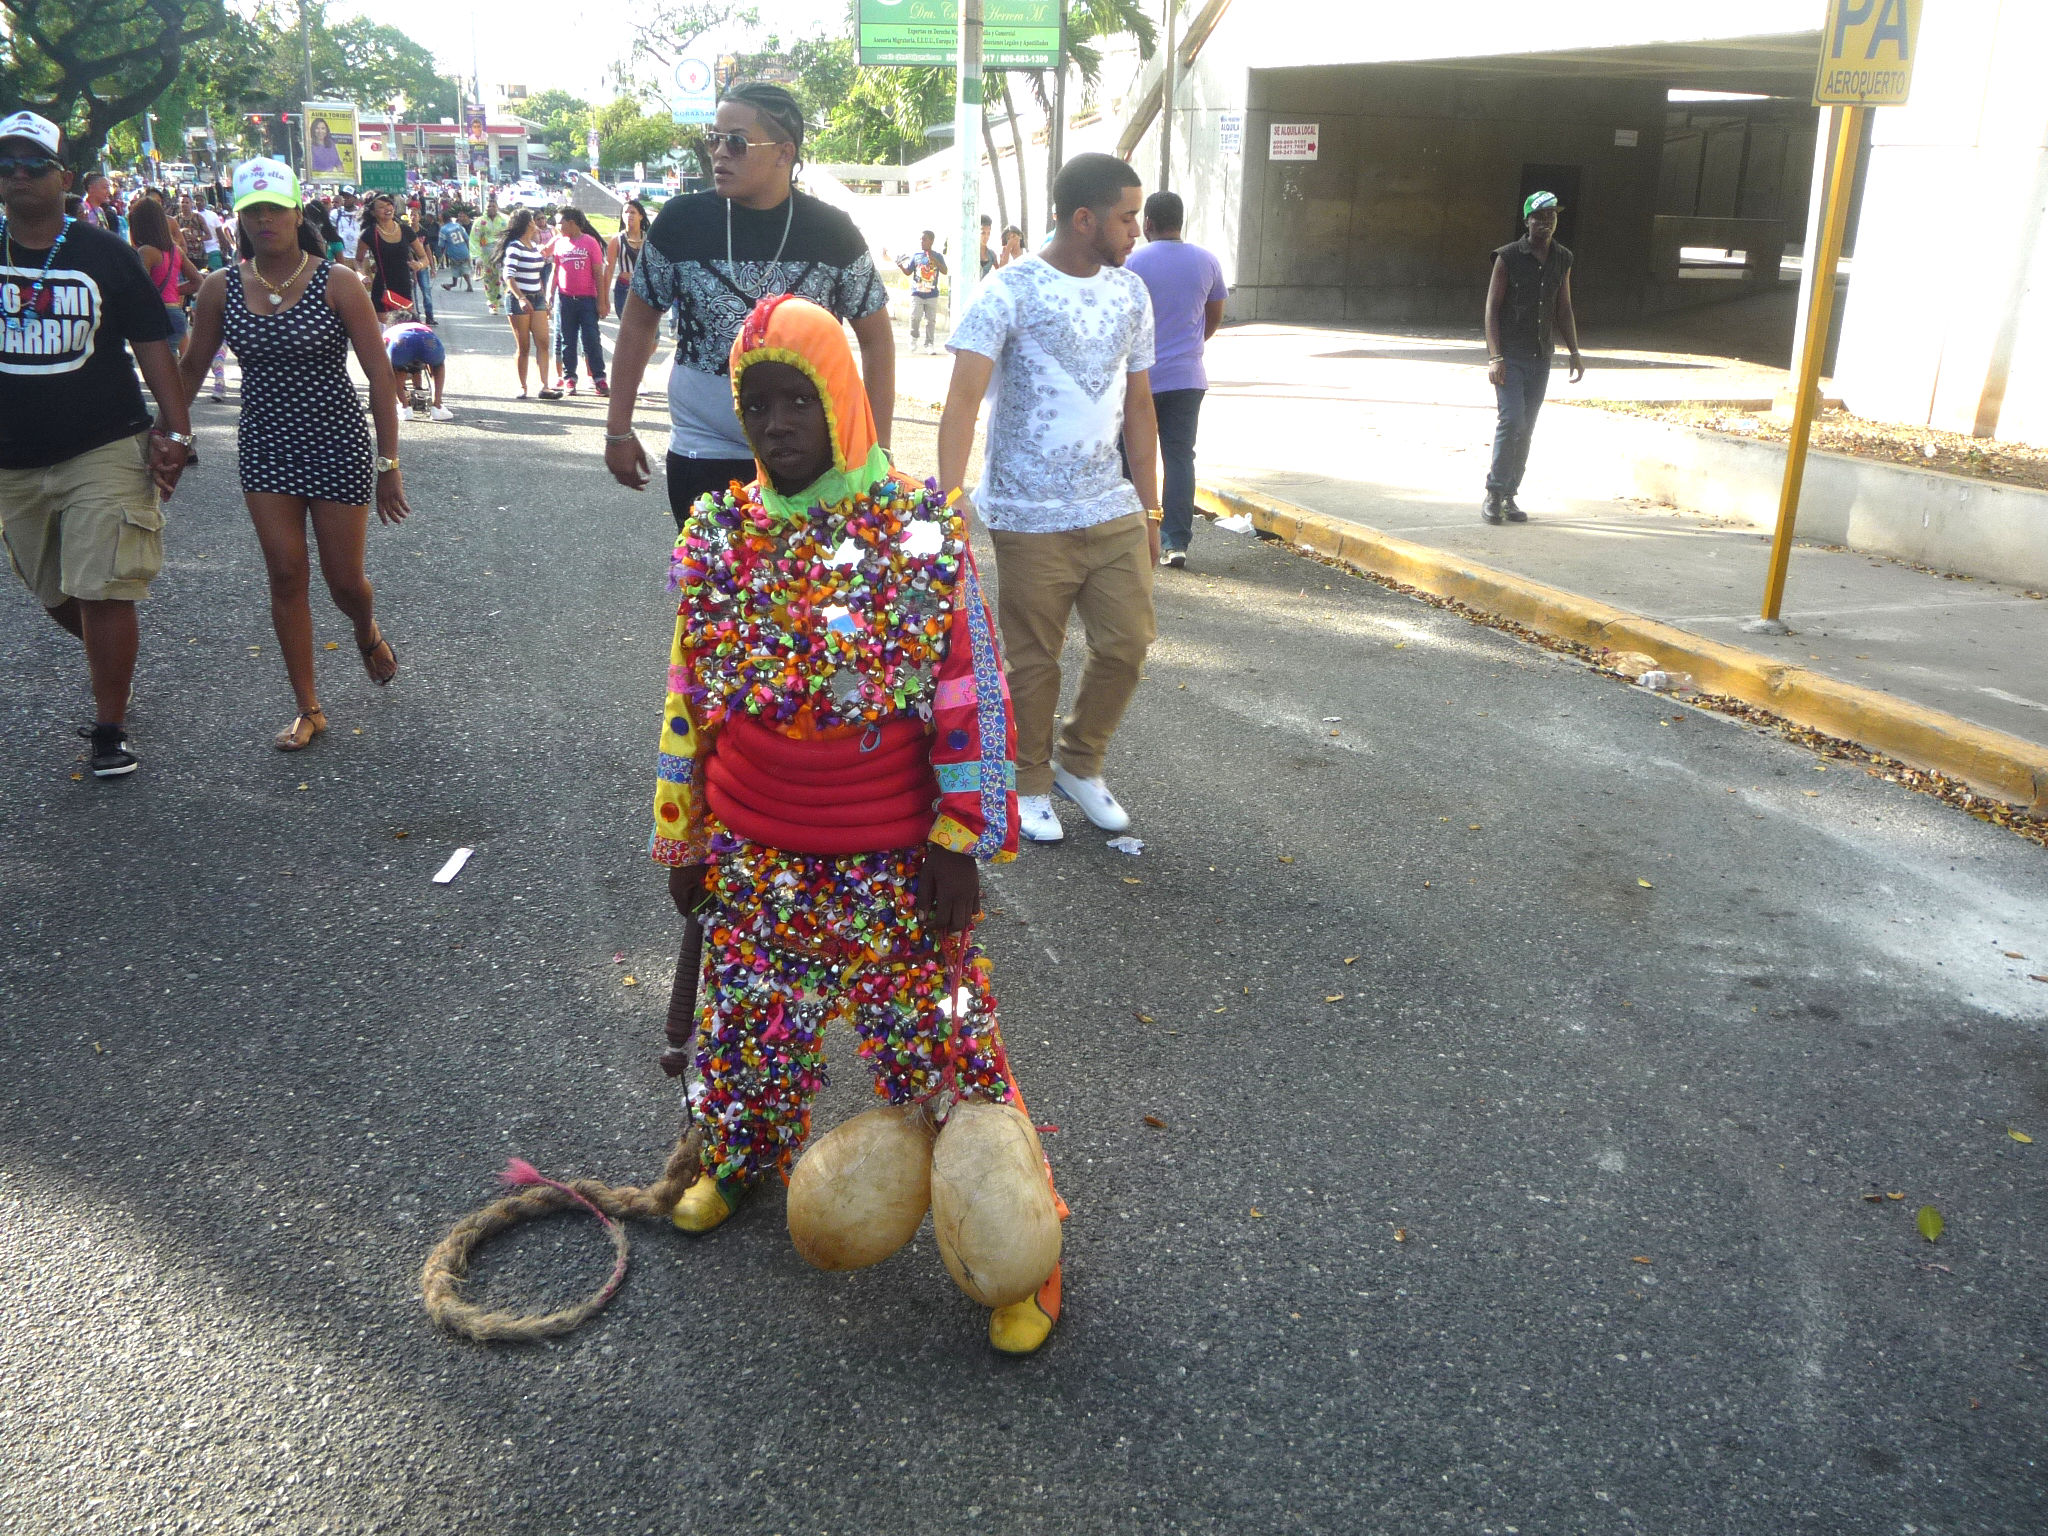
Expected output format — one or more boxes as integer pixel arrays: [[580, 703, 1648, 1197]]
[[1481, 190, 1583, 523], [0, 111, 195, 777], [601, 81, 892, 527]]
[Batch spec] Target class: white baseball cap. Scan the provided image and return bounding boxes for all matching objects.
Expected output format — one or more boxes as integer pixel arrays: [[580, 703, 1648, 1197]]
[[233, 157, 301, 212], [0, 110, 64, 159]]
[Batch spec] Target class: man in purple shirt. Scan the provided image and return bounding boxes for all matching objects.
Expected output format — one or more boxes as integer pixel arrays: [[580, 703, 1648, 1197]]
[[1124, 192, 1226, 568]]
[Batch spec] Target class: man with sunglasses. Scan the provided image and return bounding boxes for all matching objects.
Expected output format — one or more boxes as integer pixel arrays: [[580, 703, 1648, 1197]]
[[0, 111, 195, 778], [601, 80, 893, 528]]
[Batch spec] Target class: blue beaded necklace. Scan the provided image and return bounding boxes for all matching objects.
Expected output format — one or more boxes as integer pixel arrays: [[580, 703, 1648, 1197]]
[[0, 213, 75, 333]]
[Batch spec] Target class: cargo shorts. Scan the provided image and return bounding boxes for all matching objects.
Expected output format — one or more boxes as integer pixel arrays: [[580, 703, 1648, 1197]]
[[0, 433, 165, 607]]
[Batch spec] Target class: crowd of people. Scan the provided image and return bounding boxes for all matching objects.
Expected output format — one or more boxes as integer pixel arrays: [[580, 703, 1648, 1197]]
[[0, 82, 1371, 1358]]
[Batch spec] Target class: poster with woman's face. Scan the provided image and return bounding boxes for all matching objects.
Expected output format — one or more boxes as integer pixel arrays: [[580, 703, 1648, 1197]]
[[303, 102, 360, 183]]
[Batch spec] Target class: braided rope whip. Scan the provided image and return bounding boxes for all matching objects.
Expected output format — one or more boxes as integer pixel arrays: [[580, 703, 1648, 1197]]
[[419, 921, 705, 1343]]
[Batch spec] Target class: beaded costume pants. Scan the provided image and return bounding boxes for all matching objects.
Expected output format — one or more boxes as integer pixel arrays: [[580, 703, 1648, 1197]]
[[688, 831, 1015, 1183]]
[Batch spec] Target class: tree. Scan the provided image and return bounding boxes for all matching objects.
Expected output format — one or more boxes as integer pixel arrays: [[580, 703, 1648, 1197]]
[[593, 96, 683, 173], [628, 0, 757, 84], [523, 89, 593, 166], [329, 17, 456, 120], [1, 0, 227, 167], [1027, 0, 1157, 229]]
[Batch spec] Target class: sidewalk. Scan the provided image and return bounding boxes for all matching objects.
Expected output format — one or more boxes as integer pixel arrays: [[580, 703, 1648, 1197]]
[[894, 317, 2048, 771]]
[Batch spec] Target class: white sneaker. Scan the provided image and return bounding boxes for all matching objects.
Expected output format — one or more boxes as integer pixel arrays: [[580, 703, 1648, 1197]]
[[1162, 549, 1187, 569], [430, 405, 455, 422], [1017, 794, 1064, 844], [1051, 764, 1131, 832]]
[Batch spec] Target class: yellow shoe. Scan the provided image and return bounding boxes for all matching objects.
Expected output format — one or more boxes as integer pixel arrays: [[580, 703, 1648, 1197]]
[[988, 1264, 1062, 1356], [670, 1172, 745, 1234]]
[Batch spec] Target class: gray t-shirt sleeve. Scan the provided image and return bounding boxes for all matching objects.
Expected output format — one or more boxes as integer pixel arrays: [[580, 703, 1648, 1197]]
[[947, 273, 1014, 360]]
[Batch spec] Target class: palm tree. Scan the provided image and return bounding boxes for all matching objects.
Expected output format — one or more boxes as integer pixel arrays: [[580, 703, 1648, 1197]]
[[1027, 0, 1160, 231]]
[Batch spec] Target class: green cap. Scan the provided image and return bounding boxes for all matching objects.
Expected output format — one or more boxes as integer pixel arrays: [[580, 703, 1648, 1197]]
[[1523, 190, 1560, 218]]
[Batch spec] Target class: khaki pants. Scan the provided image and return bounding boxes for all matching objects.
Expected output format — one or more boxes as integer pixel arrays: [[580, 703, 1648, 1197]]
[[990, 512, 1156, 796]]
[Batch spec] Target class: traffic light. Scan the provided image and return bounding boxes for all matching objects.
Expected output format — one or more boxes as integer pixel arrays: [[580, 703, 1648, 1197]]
[[280, 113, 294, 126]]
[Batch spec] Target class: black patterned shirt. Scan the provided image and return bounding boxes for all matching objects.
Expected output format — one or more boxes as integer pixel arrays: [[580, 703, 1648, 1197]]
[[632, 190, 887, 459]]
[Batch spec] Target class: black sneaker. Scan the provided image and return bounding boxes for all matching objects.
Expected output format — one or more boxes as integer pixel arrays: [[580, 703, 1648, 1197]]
[[78, 723, 138, 778], [1162, 549, 1187, 569], [1501, 497, 1528, 523], [1481, 494, 1505, 525]]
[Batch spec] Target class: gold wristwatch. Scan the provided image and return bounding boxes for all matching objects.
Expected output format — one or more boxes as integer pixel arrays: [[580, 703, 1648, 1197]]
[[376, 455, 400, 473]]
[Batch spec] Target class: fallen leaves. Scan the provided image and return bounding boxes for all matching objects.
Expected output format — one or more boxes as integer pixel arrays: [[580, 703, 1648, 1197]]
[[1132, 1011, 1154, 1023], [1637, 879, 1654, 889], [1122, 876, 1142, 885], [1631, 1256, 1652, 1265], [1276, 855, 1295, 864], [2003, 951, 2026, 959], [2009, 1129, 2034, 1144], [1343, 956, 1358, 965], [323, 641, 339, 651], [1142, 1114, 1167, 1130], [1393, 1228, 1409, 1243], [1917, 1205, 1945, 1243], [621, 975, 638, 987], [1249, 1208, 1264, 1219], [1467, 823, 1482, 831], [1324, 994, 1345, 1003]]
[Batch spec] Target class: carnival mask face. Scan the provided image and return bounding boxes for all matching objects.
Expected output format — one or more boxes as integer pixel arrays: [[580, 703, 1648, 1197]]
[[738, 360, 834, 496]]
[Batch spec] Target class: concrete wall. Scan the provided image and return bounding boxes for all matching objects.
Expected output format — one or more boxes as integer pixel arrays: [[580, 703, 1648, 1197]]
[[1217, 66, 1666, 326], [1836, 0, 2048, 446]]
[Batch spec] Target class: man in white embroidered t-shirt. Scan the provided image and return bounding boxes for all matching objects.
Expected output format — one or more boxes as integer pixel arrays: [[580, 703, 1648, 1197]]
[[940, 152, 1160, 846]]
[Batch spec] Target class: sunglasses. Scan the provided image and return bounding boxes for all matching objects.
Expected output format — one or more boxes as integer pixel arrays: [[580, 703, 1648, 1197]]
[[0, 154, 63, 179], [700, 130, 783, 159]]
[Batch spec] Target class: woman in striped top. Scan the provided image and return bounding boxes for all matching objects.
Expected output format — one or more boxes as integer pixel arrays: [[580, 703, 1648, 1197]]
[[496, 209, 560, 400]]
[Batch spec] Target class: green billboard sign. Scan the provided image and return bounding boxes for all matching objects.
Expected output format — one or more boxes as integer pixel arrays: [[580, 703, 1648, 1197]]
[[359, 158, 407, 193], [857, 0, 1062, 70]]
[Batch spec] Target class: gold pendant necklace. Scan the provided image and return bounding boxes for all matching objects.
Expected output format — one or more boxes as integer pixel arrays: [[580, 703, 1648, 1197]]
[[252, 251, 309, 307]]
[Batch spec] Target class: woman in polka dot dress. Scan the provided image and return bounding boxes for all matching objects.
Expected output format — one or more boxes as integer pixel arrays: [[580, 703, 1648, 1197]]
[[180, 159, 412, 752]]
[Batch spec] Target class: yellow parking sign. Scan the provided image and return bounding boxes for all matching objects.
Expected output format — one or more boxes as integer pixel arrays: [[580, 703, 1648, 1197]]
[[1815, 0, 1923, 106]]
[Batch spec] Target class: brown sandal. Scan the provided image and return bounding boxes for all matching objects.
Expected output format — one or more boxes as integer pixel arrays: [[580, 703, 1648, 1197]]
[[274, 705, 327, 752], [359, 628, 398, 686]]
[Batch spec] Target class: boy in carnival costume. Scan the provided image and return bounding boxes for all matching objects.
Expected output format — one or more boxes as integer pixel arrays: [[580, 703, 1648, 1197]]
[[649, 293, 1063, 1355]]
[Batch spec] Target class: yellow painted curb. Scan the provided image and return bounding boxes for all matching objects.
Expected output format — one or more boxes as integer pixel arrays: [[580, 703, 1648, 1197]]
[[1197, 479, 2048, 816]]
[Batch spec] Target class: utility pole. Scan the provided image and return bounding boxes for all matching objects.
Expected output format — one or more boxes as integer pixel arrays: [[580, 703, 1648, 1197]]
[[1159, 0, 1176, 194], [954, 0, 984, 317], [299, 0, 316, 175]]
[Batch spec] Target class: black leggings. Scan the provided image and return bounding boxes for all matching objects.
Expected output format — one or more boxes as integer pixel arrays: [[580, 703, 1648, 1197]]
[[666, 452, 759, 530]]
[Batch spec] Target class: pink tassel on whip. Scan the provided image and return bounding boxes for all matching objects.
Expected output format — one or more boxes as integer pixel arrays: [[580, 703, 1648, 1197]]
[[496, 1157, 631, 1307]]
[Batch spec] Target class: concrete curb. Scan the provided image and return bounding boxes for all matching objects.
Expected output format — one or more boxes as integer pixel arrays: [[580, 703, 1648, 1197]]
[[1196, 478, 2048, 816]]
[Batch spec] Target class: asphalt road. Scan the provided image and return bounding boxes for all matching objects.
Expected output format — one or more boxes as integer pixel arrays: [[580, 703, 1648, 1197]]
[[3, 286, 2045, 1536]]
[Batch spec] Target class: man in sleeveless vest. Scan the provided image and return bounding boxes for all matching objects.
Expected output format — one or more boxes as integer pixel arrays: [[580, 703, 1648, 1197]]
[[1482, 190, 1584, 523]]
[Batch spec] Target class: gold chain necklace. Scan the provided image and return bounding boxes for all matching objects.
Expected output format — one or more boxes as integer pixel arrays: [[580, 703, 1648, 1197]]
[[250, 250, 309, 308]]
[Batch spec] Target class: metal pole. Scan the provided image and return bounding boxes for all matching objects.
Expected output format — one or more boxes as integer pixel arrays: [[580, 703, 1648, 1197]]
[[954, 0, 984, 318], [300, 0, 316, 176], [1753, 103, 1865, 629], [1160, 0, 1176, 193], [1051, 35, 1067, 233]]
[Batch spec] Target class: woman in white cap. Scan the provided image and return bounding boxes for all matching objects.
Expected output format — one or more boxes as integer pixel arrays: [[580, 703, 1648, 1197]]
[[178, 158, 412, 752]]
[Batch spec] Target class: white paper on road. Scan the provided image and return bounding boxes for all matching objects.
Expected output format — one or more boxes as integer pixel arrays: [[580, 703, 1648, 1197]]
[[1107, 836, 1145, 855], [1216, 513, 1256, 534], [432, 847, 475, 884]]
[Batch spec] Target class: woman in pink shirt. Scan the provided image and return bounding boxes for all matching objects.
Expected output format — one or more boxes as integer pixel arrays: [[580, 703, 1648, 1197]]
[[549, 208, 609, 396]]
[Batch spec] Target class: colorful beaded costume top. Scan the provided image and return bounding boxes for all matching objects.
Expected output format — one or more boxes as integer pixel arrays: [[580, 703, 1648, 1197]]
[[651, 294, 1018, 869]]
